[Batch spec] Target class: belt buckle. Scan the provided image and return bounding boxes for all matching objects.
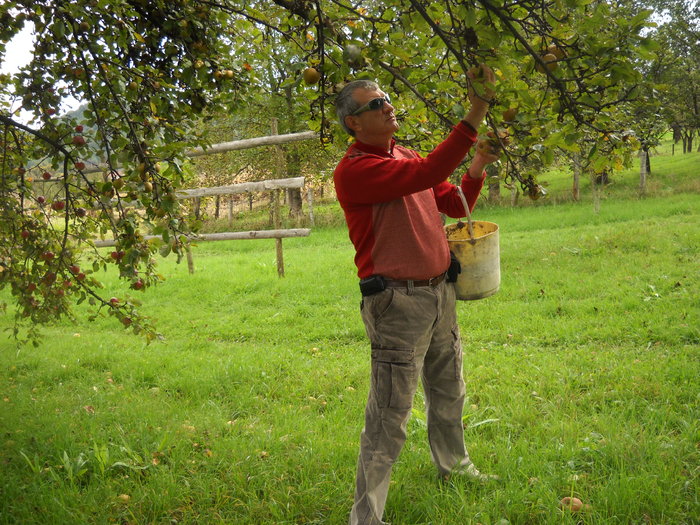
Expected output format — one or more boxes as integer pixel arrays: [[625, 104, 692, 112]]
[[427, 274, 439, 286]]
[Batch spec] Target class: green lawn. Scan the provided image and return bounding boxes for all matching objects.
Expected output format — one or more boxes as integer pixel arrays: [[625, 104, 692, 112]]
[[1, 146, 698, 524]]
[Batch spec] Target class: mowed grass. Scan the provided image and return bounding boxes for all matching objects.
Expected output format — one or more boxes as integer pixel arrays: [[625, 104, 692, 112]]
[[1, 150, 699, 524]]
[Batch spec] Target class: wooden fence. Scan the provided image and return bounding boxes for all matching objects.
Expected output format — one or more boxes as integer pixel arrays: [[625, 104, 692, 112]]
[[92, 125, 318, 276]]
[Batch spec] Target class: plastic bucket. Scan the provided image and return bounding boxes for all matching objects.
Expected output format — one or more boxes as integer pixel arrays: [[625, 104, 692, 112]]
[[445, 220, 500, 300], [445, 187, 500, 301]]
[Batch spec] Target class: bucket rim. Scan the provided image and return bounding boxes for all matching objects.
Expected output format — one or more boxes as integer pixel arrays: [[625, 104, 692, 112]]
[[445, 220, 499, 241]]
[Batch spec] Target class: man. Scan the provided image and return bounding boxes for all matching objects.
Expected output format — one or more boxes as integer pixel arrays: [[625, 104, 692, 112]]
[[333, 65, 499, 525]]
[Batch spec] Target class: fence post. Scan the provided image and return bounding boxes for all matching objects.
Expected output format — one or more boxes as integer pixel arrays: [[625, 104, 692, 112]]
[[271, 118, 285, 277], [306, 186, 315, 227]]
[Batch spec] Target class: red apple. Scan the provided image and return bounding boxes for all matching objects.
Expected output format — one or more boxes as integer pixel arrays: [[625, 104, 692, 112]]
[[21, 230, 30, 239], [42, 171, 52, 180], [132, 279, 144, 290], [27, 283, 37, 293], [109, 297, 119, 305], [75, 207, 87, 218], [76, 272, 86, 281], [69, 265, 80, 274], [75, 161, 86, 170], [72, 135, 86, 146], [51, 201, 66, 211], [41, 251, 55, 261], [75, 125, 84, 133], [37, 196, 46, 204]]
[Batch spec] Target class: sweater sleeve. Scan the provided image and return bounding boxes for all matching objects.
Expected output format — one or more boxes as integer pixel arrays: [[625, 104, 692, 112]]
[[433, 170, 486, 218], [335, 122, 478, 205]]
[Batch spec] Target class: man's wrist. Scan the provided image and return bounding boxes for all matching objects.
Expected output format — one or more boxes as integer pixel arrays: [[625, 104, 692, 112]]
[[462, 107, 489, 132]]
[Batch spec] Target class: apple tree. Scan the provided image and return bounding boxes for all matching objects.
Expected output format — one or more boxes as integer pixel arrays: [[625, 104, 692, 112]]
[[1, 0, 255, 343], [1, 0, 660, 343]]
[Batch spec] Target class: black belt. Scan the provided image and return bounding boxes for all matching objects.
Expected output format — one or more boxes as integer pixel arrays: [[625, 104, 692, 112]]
[[384, 273, 446, 288]]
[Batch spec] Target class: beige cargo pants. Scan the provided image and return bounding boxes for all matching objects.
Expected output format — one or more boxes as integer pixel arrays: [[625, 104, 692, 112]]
[[349, 279, 474, 525]]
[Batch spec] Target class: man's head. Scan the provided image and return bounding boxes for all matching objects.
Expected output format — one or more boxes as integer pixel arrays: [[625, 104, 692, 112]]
[[336, 80, 399, 142]]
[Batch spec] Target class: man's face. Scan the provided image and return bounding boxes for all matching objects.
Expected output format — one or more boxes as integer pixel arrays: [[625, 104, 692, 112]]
[[346, 88, 399, 139]]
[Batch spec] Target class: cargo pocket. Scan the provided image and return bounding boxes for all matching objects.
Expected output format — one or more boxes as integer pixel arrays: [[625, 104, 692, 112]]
[[371, 346, 415, 409]]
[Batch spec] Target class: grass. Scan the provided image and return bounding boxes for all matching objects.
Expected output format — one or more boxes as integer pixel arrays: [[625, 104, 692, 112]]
[[1, 144, 699, 524]]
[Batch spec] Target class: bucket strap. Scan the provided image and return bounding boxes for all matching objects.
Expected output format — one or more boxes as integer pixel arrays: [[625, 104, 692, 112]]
[[456, 186, 475, 241]]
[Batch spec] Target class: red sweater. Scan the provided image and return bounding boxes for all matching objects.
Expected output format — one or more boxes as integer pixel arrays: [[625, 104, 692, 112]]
[[334, 121, 485, 280]]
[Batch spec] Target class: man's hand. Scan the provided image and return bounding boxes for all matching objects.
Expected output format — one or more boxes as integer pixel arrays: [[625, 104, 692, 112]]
[[463, 64, 496, 131], [468, 146, 500, 179]]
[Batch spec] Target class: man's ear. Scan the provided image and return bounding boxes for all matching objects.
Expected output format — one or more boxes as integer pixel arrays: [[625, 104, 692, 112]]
[[345, 115, 361, 134]]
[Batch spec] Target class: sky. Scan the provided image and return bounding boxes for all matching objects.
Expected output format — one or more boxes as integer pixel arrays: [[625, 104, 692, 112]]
[[1, 22, 81, 123], [0, 22, 34, 75]]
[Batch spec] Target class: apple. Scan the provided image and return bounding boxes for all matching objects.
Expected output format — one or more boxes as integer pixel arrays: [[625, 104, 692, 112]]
[[343, 45, 363, 67], [225, 69, 234, 79], [536, 53, 559, 73], [76, 272, 86, 281], [75, 207, 87, 218], [109, 297, 119, 305], [69, 265, 80, 274], [132, 279, 144, 290], [303, 67, 321, 85], [21, 230, 30, 239], [72, 135, 86, 146], [41, 251, 55, 261], [51, 201, 66, 211], [37, 196, 46, 204], [144, 181, 153, 192], [547, 44, 566, 60], [42, 171, 52, 180], [560, 497, 583, 512], [75, 125, 84, 133], [27, 283, 37, 293], [45, 108, 56, 116], [122, 317, 132, 326], [502, 108, 518, 122], [75, 161, 86, 170]]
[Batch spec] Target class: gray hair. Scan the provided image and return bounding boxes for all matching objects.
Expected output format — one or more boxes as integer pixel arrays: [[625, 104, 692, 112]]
[[335, 80, 380, 136]]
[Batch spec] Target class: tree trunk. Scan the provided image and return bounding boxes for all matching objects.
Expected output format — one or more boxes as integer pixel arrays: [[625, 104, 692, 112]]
[[193, 197, 201, 220], [286, 148, 303, 218], [646, 148, 651, 174], [572, 154, 581, 201], [639, 149, 648, 196], [486, 164, 500, 202], [591, 172, 601, 214], [510, 185, 519, 206]]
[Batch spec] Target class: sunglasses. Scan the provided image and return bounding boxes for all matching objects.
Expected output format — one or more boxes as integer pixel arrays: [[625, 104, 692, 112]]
[[352, 95, 392, 115]]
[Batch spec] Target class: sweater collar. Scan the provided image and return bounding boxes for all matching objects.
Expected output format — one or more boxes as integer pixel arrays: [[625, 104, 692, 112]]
[[353, 138, 397, 157]]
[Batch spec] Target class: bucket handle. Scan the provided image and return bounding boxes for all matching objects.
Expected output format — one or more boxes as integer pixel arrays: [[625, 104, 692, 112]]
[[455, 186, 476, 241]]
